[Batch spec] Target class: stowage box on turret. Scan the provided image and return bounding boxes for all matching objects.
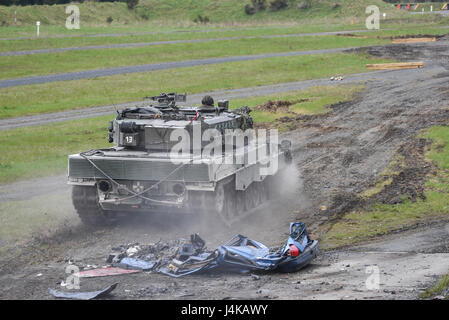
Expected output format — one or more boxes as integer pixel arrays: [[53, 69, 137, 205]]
[[68, 93, 292, 226]]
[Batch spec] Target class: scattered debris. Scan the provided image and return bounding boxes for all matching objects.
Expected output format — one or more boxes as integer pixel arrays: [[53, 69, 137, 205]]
[[98, 222, 318, 278], [330, 76, 344, 81], [116, 257, 158, 271], [254, 99, 309, 112], [251, 274, 261, 280], [392, 37, 436, 44], [126, 245, 141, 256], [75, 267, 141, 278], [49, 283, 118, 300], [366, 62, 424, 70]]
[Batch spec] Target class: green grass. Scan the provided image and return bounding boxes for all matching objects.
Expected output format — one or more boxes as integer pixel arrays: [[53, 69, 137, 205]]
[[0, 0, 402, 28], [0, 115, 113, 184], [230, 84, 365, 123], [0, 84, 363, 184], [0, 35, 391, 80], [421, 274, 449, 299], [0, 23, 375, 52], [322, 125, 449, 249], [360, 153, 405, 198], [0, 52, 392, 119], [0, 2, 143, 29]]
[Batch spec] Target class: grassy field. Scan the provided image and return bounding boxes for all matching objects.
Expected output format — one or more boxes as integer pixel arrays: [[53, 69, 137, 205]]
[[0, 35, 392, 80], [0, 84, 362, 184], [0, 51, 391, 119], [0, 24, 365, 51], [3, 25, 449, 80], [421, 274, 449, 299], [322, 125, 449, 249]]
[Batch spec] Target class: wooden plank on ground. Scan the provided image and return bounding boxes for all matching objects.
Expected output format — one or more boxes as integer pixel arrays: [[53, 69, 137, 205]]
[[392, 37, 436, 44], [366, 62, 424, 70]]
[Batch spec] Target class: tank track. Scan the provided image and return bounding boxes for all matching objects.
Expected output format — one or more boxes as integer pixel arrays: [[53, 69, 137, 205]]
[[72, 185, 109, 226]]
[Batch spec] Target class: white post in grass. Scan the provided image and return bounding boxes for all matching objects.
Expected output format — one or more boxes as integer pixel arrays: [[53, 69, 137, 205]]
[[431, 5, 433, 12], [36, 21, 40, 37]]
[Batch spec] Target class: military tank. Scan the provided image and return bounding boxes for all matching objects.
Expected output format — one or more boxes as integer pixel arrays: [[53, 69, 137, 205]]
[[68, 93, 292, 226]]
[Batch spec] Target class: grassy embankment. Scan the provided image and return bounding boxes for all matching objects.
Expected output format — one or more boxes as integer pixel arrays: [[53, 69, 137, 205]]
[[0, 0, 401, 30], [323, 125, 449, 249]]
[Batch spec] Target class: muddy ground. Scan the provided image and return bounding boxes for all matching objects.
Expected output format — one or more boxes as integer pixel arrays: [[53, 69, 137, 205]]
[[0, 39, 449, 300]]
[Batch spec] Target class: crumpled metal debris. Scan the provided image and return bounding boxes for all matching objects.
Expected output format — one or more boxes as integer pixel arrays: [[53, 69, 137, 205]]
[[101, 222, 318, 278], [75, 267, 141, 278], [117, 257, 158, 271], [161, 222, 318, 277], [49, 283, 118, 300]]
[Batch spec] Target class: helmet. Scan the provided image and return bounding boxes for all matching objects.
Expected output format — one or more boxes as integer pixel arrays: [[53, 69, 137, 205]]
[[201, 95, 214, 107]]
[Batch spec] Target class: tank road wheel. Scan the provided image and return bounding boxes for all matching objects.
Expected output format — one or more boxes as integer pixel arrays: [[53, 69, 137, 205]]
[[266, 174, 282, 200], [72, 186, 111, 227], [213, 182, 232, 224], [257, 181, 268, 205], [234, 190, 245, 217], [244, 183, 258, 211]]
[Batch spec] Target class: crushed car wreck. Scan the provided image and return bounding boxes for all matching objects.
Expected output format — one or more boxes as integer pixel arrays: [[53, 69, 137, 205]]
[[159, 222, 318, 277], [49, 222, 317, 299]]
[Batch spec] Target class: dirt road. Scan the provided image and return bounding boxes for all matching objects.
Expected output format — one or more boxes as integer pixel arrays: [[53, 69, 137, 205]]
[[0, 39, 448, 299]]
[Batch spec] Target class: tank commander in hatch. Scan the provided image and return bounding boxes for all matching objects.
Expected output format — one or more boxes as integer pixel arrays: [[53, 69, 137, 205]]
[[200, 95, 215, 110]]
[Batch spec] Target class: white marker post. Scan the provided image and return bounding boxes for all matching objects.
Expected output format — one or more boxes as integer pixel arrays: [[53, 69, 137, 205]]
[[36, 21, 40, 37], [383, 13, 386, 19]]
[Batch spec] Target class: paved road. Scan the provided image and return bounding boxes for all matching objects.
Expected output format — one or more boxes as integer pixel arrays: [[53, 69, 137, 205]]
[[0, 47, 356, 89], [0, 30, 373, 57], [0, 69, 401, 130]]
